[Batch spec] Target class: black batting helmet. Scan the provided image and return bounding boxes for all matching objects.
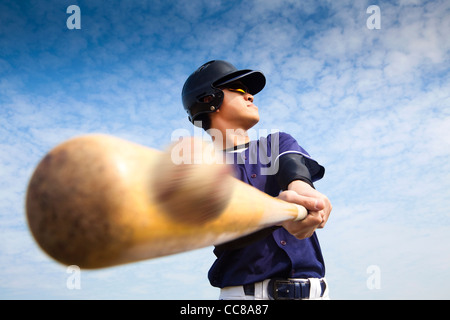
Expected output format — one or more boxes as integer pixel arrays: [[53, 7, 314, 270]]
[[182, 60, 266, 127]]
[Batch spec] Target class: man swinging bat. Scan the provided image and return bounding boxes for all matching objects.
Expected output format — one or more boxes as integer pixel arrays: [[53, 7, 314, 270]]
[[25, 60, 332, 300], [181, 60, 332, 300]]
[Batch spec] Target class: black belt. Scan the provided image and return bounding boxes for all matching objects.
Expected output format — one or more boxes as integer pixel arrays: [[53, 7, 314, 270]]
[[243, 279, 326, 300]]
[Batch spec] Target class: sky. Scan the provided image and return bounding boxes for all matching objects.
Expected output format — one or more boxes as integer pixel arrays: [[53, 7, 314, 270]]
[[1, 0, 449, 300]]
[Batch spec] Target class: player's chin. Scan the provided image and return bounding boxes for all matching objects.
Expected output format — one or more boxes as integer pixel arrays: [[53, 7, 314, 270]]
[[246, 110, 260, 125], [237, 109, 259, 130], [245, 117, 259, 129]]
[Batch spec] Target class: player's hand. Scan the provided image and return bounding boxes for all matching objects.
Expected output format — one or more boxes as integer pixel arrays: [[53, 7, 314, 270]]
[[289, 180, 332, 229], [277, 181, 332, 239]]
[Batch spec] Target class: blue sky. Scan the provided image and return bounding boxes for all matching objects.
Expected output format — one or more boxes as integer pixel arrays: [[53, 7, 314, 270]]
[[1, 0, 449, 300]]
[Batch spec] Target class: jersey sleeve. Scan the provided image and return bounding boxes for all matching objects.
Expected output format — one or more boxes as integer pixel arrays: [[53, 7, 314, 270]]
[[269, 132, 325, 187]]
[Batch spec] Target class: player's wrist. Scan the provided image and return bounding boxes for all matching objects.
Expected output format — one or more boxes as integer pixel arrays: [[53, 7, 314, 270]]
[[287, 179, 314, 192]]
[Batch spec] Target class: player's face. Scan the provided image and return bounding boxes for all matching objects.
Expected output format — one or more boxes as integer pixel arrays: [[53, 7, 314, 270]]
[[217, 83, 260, 130]]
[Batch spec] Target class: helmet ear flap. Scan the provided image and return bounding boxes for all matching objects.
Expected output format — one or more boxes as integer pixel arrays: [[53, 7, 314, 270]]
[[196, 89, 224, 111], [197, 91, 218, 104], [189, 89, 224, 125]]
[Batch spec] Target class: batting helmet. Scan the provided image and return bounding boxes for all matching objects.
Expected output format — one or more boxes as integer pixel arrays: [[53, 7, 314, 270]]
[[182, 60, 266, 127]]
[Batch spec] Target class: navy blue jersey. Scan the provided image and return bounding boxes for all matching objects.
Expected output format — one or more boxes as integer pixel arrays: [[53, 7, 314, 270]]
[[208, 132, 326, 288]]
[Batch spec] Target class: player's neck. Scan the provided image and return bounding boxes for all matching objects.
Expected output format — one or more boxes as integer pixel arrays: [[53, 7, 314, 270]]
[[210, 126, 250, 150], [227, 129, 250, 149]]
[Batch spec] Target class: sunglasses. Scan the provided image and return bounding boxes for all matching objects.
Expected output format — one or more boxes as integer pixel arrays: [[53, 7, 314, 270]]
[[224, 83, 250, 95], [228, 88, 247, 94]]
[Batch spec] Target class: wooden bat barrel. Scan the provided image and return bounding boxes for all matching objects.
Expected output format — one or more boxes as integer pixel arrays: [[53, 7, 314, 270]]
[[26, 134, 306, 269]]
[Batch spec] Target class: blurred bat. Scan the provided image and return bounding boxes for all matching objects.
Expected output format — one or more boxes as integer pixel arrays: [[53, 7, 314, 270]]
[[26, 134, 307, 269]]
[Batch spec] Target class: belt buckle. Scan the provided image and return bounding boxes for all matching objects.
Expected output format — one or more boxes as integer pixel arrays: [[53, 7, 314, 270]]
[[270, 279, 291, 300], [270, 279, 310, 300], [269, 279, 308, 300]]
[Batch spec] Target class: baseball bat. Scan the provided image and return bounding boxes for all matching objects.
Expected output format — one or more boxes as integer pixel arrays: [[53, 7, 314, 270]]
[[26, 134, 307, 269]]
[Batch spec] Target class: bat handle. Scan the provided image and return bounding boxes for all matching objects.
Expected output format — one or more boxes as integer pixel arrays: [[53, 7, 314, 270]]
[[293, 204, 308, 221]]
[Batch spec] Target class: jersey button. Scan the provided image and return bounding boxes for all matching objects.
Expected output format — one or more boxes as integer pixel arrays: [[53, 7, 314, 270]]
[[280, 240, 287, 246], [251, 174, 257, 178]]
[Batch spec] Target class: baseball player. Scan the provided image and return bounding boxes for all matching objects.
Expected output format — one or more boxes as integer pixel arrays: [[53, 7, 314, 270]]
[[181, 60, 332, 300]]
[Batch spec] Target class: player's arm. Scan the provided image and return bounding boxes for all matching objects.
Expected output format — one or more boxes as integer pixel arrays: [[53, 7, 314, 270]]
[[278, 181, 331, 239], [275, 153, 332, 239], [289, 180, 331, 229], [216, 153, 330, 250]]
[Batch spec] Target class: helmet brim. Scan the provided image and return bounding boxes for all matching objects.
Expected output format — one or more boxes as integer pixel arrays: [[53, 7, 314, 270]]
[[214, 70, 266, 95]]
